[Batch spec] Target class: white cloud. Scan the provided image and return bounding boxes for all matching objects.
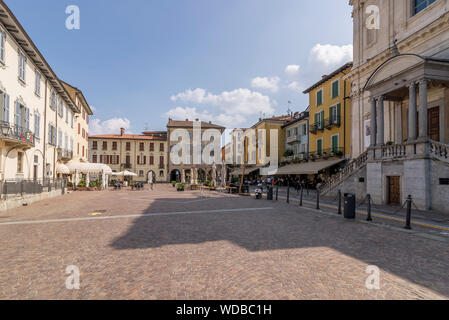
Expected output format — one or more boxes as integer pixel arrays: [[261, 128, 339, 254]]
[[309, 44, 353, 67], [250, 76, 280, 93], [287, 81, 303, 92], [89, 117, 131, 135], [169, 88, 277, 128], [285, 65, 300, 76]]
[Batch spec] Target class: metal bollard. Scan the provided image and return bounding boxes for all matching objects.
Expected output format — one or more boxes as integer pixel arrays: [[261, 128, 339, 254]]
[[287, 181, 290, 204], [405, 195, 412, 230], [276, 185, 279, 201], [337, 190, 342, 215], [366, 194, 373, 221], [316, 189, 320, 210], [299, 186, 304, 207]]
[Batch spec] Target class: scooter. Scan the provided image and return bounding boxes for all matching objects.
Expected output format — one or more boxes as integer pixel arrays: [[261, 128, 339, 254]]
[[255, 184, 263, 199]]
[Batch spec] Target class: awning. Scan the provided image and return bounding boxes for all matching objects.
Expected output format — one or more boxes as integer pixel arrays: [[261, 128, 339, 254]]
[[232, 166, 261, 176], [56, 163, 70, 175], [275, 159, 346, 175], [67, 161, 113, 174]]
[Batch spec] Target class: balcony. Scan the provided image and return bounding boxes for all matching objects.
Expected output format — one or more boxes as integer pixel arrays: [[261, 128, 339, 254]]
[[0, 121, 35, 149], [57, 149, 73, 161], [309, 148, 345, 160], [286, 134, 301, 144], [324, 117, 341, 130], [309, 123, 324, 135]]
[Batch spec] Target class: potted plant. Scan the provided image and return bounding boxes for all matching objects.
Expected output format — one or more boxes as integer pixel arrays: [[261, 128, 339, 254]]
[[386, 141, 394, 146], [77, 179, 87, 191], [67, 181, 73, 191], [171, 181, 177, 187], [336, 150, 344, 157], [89, 181, 97, 191], [176, 183, 185, 191]]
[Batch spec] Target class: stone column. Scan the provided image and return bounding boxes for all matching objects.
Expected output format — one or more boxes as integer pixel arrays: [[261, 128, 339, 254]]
[[395, 102, 403, 144], [181, 169, 186, 184], [370, 98, 377, 147], [377, 95, 385, 146], [408, 83, 417, 141], [418, 79, 428, 140]]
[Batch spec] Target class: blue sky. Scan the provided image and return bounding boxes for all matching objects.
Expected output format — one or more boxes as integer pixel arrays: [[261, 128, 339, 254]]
[[6, 0, 353, 134]]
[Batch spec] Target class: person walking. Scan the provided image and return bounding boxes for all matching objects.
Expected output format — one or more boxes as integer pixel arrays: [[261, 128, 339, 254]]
[[148, 172, 154, 191]]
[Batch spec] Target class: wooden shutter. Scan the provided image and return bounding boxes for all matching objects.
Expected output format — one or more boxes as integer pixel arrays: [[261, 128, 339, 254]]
[[337, 103, 341, 124], [143, 156, 147, 165], [137, 156, 140, 165]]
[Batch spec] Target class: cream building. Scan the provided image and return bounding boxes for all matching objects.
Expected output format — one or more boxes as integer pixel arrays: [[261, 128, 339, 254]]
[[167, 119, 225, 185], [89, 129, 168, 183], [62, 81, 92, 163], [322, 0, 449, 213], [0, 2, 81, 182]]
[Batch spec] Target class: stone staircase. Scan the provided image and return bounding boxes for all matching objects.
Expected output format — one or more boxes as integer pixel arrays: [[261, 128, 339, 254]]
[[320, 151, 368, 195], [320, 140, 449, 196], [430, 140, 449, 164]]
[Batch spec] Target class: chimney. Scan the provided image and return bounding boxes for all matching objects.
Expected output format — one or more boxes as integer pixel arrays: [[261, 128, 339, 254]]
[[195, 118, 199, 122], [322, 75, 328, 79], [120, 128, 125, 136]]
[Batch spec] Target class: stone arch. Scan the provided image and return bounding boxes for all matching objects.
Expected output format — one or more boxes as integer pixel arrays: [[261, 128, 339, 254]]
[[28, 148, 44, 179]]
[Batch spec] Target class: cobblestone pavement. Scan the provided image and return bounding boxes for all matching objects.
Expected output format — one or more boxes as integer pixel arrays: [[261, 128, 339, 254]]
[[0, 184, 448, 300]]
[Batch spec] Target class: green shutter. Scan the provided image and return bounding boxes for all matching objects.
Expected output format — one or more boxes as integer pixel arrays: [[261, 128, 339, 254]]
[[337, 103, 341, 124], [332, 81, 339, 98], [317, 90, 322, 106], [332, 135, 339, 152]]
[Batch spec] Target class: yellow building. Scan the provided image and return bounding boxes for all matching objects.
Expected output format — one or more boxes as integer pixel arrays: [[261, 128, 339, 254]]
[[303, 62, 352, 159]]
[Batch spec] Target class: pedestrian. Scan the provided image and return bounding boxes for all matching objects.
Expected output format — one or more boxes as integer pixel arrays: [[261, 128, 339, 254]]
[[148, 172, 154, 190]]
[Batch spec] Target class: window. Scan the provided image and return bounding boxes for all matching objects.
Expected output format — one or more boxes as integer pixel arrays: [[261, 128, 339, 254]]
[[92, 141, 98, 150], [70, 110, 74, 128], [331, 134, 339, 153], [126, 155, 131, 165], [18, 52, 26, 82], [0, 91, 10, 123], [160, 156, 165, 168], [50, 90, 56, 110], [78, 123, 80, 134], [0, 30, 5, 63], [140, 142, 144, 151], [315, 111, 324, 130], [126, 142, 131, 151], [58, 99, 64, 118], [331, 80, 340, 99], [316, 89, 323, 106], [58, 129, 63, 148], [112, 142, 117, 150], [64, 134, 68, 151], [48, 124, 57, 145], [413, 0, 436, 15], [149, 143, 154, 152], [330, 103, 341, 124], [159, 170, 164, 177], [303, 123, 307, 135], [35, 71, 41, 96], [17, 152, 23, 173], [149, 156, 154, 165], [65, 106, 69, 123], [160, 143, 164, 152], [139, 170, 144, 177], [316, 139, 323, 155], [93, 155, 97, 163], [34, 113, 40, 138], [102, 141, 107, 150], [82, 146, 85, 157], [70, 138, 74, 152], [14, 101, 29, 129]]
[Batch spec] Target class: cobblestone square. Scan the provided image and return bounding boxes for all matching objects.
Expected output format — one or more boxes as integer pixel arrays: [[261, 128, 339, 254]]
[[0, 185, 448, 300]]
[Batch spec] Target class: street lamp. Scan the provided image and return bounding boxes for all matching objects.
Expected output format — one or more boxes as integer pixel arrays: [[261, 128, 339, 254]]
[[1, 123, 10, 137]]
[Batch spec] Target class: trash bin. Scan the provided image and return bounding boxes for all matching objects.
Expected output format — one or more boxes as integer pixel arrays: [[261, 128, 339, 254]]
[[344, 193, 356, 219], [267, 186, 273, 200]]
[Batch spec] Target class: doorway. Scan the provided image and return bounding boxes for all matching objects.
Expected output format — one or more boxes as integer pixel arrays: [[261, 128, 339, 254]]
[[428, 106, 440, 141], [387, 176, 401, 206]]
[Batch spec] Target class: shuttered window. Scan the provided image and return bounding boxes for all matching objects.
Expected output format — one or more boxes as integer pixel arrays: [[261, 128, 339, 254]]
[[331, 80, 339, 99], [316, 89, 323, 106], [0, 31, 5, 63]]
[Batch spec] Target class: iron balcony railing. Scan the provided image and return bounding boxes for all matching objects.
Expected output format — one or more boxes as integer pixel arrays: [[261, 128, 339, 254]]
[[324, 117, 341, 130], [0, 121, 35, 147], [57, 149, 74, 160], [309, 123, 324, 134]]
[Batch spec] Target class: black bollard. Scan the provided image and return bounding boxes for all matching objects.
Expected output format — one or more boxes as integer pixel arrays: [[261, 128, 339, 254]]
[[337, 190, 342, 215], [287, 181, 290, 204], [276, 184, 279, 201], [316, 189, 320, 210], [300, 186, 304, 207], [366, 194, 373, 221], [405, 195, 412, 230]]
